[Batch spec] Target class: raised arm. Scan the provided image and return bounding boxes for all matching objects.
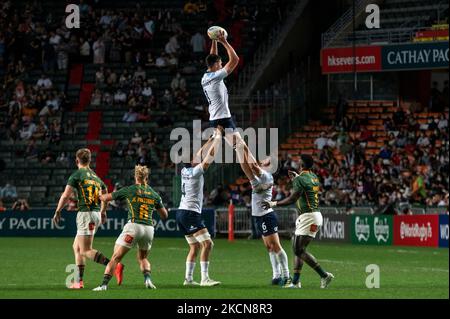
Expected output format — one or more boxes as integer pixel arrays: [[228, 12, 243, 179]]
[[53, 185, 76, 225], [217, 31, 239, 74], [200, 128, 222, 171], [210, 39, 218, 55]]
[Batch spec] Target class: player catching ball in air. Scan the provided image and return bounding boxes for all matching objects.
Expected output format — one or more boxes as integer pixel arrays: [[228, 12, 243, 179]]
[[177, 128, 222, 287], [53, 148, 124, 289], [236, 145, 293, 288], [262, 154, 334, 288], [202, 28, 257, 164], [93, 165, 168, 291]]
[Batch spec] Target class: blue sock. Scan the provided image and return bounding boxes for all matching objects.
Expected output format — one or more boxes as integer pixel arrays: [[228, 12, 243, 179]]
[[143, 270, 151, 281], [293, 272, 301, 284]]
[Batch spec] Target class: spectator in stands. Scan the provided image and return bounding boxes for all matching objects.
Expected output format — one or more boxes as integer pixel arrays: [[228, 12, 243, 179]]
[[1, 183, 18, 201], [170, 73, 186, 92], [64, 119, 77, 136], [19, 122, 37, 140], [36, 74, 53, 90], [114, 89, 127, 104], [56, 152, 70, 167], [12, 198, 30, 211], [93, 37, 106, 64], [56, 39, 70, 70], [144, 15, 156, 40], [134, 66, 146, 80], [91, 89, 103, 106], [155, 52, 169, 68], [190, 31, 206, 59], [122, 108, 138, 123], [79, 37, 91, 62], [314, 132, 328, 150], [164, 34, 180, 55], [184, 1, 199, 14]]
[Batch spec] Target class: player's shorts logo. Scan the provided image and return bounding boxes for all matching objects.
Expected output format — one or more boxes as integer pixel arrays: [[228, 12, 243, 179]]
[[310, 224, 318, 232], [89, 223, 95, 231], [125, 235, 134, 244]]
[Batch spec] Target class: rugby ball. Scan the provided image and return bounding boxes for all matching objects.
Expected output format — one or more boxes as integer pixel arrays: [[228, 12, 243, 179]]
[[207, 26, 228, 40]]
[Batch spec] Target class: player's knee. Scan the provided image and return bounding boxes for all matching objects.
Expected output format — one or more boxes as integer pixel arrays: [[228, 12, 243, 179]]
[[202, 239, 214, 251], [295, 246, 306, 257], [271, 242, 282, 253]]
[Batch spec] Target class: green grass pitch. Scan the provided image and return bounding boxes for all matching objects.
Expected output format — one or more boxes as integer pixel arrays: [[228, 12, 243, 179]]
[[0, 237, 447, 299]]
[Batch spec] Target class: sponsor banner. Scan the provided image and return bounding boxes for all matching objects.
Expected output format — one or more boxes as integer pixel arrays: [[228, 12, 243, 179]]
[[321, 46, 382, 74], [0, 209, 216, 238], [382, 41, 449, 71], [393, 215, 439, 247], [439, 215, 449, 248], [317, 214, 350, 243], [351, 215, 393, 245], [321, 41, 449, 74]]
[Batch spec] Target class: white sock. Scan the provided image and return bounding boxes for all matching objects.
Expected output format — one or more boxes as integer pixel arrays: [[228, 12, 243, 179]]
[[200, 261, 210, 281], [276, 249, 290, 279], [269, 252, 281, 279], [185, 262, 195, 281]]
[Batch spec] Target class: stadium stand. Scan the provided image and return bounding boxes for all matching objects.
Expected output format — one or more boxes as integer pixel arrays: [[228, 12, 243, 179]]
[[0, 0, 296, 208]]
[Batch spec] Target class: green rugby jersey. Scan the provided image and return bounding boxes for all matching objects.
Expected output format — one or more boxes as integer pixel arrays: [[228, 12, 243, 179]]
[[292, 170, 320, 214], [67, 167, 107, 212], [112, 184, 164, 226]]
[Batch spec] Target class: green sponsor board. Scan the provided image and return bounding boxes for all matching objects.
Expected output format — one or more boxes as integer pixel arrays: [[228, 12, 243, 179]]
[[351, 215, 393, 245]]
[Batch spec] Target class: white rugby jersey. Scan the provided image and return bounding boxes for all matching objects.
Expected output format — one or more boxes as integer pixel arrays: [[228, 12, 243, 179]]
[[251, 170, 274, 217], [201, 69, 231, 121], [178, 165, 204, 214]]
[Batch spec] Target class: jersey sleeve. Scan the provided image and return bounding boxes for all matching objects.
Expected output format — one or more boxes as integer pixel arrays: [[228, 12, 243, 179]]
[[292, 176, 304, 194], [192, 165, 204, 178], [100, 180, 107, 192], [155, 194, 165, 209], [112, 186, 128, 201], [67, 172, 78, 188]]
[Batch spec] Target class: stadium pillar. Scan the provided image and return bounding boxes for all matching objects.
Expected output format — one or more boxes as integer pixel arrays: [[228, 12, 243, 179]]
[[228, 200, 235, 242]]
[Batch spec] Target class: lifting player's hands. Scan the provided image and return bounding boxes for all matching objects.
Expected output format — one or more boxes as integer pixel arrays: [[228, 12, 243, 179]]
[[288, 170, 299, 181], [261, 200, 277, 210], [216, 30, 228, 44], [52, 211, 61, 225]]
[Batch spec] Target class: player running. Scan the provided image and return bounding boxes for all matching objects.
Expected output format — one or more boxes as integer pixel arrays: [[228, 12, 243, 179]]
[[93, 165, 168, 291], [53, 148, 124, 289], [262, 154, 334, 289], [236, 144, 293, 288], [177, 128, 222, 287]]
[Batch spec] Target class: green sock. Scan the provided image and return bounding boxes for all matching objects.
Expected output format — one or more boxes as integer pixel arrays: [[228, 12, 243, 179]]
[[313, 264, 328, 278]]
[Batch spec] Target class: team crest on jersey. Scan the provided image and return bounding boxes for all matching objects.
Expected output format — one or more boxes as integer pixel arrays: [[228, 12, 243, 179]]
[[88, 223, 95, 231], [310, 224, 318, 232]]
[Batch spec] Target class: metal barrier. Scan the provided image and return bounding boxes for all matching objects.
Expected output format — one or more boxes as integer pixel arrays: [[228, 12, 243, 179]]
[[411, 207, 426, 215], [215, 207, 299, 235], [426, 207, 448, 215]]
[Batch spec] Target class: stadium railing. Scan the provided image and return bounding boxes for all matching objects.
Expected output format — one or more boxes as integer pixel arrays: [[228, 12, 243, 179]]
[[215, 207, 299, 235]]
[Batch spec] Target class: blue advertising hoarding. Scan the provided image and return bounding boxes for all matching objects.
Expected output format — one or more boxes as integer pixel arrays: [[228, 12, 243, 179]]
[[0, 209, 216, 238], [382, 41, 449, 71]]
